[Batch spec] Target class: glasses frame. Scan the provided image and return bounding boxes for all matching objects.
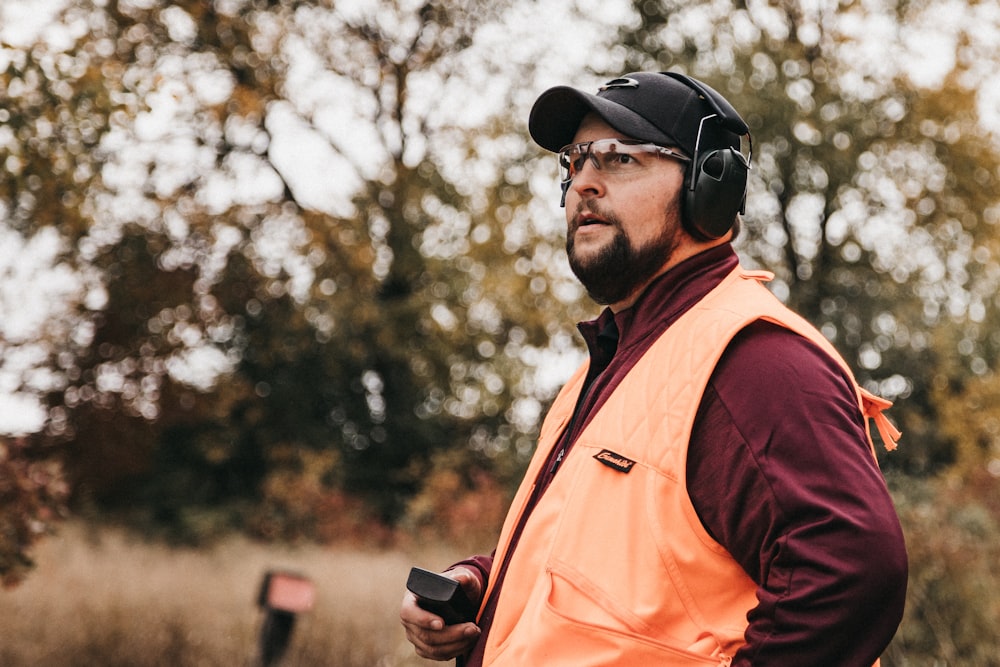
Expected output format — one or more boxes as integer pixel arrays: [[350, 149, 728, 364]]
[[557, 139, 691, 184]]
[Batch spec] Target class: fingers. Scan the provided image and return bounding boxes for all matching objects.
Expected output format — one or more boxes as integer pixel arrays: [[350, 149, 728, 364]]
[[447, 566, 483, 604], [401, 591, 481, 661]]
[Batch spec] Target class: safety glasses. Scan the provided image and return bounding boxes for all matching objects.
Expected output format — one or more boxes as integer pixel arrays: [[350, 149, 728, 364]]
[[557, 138, 690, 182]]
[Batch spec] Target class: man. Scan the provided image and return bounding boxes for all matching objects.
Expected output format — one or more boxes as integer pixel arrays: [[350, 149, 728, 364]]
[[401, 71, 908, 666]]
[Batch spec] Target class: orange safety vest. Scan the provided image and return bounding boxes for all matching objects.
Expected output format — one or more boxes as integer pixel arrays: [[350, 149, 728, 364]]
[[480, 267, 898, 666]]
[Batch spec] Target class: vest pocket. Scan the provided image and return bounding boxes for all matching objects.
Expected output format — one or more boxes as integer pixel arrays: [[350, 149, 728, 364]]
[[542, 561, 730, 666], [547, 560, 654, 635]]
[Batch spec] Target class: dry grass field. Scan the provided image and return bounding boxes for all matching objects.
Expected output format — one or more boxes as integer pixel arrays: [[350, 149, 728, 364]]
[[0, 522, 462, 666]]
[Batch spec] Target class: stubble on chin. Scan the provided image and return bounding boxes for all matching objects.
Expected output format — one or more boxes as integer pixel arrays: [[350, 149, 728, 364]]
[[567, 229, 629, 304]]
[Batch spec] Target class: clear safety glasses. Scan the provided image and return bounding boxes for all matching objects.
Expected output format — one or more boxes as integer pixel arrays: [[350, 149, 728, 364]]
[[557, 138, 691, 182]]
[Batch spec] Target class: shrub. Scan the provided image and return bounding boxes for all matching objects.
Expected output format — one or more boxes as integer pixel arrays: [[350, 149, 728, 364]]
[[0, 436, 69, 587], [884, 470, 1000, 666]]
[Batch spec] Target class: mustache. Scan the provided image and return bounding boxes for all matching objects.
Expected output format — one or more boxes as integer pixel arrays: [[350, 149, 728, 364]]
[[570, 200, 619, 231]]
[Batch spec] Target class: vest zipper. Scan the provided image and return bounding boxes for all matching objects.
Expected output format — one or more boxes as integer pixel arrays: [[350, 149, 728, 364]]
[[549, 373, 602, 476], [549, 447, 566, 475]]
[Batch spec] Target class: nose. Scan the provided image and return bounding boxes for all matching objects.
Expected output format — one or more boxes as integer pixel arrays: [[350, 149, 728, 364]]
[[569, 154, 604, 201]]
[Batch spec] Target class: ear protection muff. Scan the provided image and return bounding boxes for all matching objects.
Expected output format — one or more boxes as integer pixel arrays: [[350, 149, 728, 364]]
[[685, 144, 750, 240], [661, 72, 752, 241]]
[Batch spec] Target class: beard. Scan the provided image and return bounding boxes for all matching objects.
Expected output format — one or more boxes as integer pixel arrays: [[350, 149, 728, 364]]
[[566, 197, 682, 305]]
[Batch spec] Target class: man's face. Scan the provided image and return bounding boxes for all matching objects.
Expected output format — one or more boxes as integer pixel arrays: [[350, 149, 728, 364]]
[[563, 115, 688, 308]]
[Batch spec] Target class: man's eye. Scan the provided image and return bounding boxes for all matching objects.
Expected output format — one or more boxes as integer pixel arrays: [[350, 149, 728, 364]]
[[602, 152, 639, 169]]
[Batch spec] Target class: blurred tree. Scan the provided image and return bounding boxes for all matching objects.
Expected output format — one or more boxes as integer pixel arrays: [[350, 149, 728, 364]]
[[615, 0, 1000, 473], [1, 0, 581, 546], [0, 436, 68, 587], [1, 0, 117, 579]]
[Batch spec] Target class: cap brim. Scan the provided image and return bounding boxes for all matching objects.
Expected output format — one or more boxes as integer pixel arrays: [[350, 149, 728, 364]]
[[528, 86, 674, 153]]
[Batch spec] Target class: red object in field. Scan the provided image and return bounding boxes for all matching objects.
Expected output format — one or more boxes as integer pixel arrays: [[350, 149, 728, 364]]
[[259, 571, 316, 613]]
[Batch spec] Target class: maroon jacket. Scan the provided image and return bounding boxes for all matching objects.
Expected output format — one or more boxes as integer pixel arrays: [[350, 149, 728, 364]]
[[457, 244, 907, 666]]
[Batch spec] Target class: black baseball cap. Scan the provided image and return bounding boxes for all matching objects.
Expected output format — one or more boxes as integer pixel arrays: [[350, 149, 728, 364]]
[[528, 71, 744, 157]]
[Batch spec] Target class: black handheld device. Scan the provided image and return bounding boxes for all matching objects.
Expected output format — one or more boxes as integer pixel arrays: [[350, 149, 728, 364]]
[[406, 567, 478, 625]]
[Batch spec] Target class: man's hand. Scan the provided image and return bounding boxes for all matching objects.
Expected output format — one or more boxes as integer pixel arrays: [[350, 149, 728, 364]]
[[401, 567, 482, 661]]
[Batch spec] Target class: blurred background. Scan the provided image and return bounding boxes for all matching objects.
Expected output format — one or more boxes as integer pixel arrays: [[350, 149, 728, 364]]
[[1, 0, 998, 664]]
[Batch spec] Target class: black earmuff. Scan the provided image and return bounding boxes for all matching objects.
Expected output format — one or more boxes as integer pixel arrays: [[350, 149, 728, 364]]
[[661, 73, 752, 241], [684, 146, 750, 240]]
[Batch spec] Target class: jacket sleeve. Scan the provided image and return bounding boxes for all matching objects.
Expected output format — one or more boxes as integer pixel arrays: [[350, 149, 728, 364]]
[[687, 321, 907, 666], [448, 553, 494, 602]]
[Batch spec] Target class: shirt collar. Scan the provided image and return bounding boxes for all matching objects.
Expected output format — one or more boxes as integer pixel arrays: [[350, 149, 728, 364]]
[[578, 243, 739, 358]]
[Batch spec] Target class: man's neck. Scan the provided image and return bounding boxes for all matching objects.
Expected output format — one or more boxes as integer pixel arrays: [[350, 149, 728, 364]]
[[607, 235, 733, 313]]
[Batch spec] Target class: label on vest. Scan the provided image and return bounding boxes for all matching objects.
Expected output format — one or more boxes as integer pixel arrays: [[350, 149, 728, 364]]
[[593, 449, 636, 473]]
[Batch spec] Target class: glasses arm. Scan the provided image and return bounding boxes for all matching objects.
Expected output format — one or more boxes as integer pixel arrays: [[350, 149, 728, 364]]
[[689, 113, 752, 190]]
